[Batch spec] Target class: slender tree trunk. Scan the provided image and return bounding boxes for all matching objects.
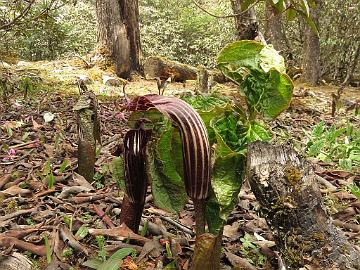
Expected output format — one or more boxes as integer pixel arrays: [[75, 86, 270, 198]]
[[302, 0, 321, 85], [231, 0, 258, 40], [96, 0, 141, 78], [264, 1, 289, 53], [343, 43, 359, 85]]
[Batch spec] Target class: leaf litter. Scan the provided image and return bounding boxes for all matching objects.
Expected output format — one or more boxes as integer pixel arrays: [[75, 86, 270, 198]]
[[0, 60, 359, 269]]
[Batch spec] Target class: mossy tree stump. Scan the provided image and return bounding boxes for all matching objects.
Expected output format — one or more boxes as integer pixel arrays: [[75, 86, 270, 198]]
[[247, 141, 360, 269], [74, 88, 101, 182]]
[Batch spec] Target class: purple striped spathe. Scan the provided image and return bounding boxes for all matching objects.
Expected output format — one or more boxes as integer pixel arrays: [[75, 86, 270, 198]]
[[126, 94, 210, 199]]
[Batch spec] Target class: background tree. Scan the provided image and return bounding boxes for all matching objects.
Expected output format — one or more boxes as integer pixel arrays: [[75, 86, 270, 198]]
[[302, 0, 321, 85], [96, 0, 141, 78], [264, 1, 289, 54], [230, 0, 259, 40]]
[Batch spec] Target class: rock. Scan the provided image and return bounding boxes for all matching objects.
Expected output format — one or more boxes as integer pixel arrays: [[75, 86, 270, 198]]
[[78, 74, 91, 84], [0, 61, 11, 68], [103, 75, 121, 86], [16, 61, 32, 67], [0, 252, 32, 270]]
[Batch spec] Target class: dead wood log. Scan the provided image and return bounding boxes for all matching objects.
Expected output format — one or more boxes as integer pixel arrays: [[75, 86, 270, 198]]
[[247, 141, 360, 270], [143, 56, 227, 83]]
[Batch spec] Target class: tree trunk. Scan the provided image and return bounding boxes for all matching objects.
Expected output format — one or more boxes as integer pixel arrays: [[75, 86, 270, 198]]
[[264, 1, 289, 54], [96, 0, 141, 78], [231, 0, 258, 40], [247, 141, 360, 269], [302, 0, 321, 85], [343, 43, 360, 85]]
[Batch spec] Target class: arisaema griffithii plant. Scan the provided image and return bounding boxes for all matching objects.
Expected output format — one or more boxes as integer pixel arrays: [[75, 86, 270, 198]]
[[112, 40, 294, 269], [117, 94, 211, 236]]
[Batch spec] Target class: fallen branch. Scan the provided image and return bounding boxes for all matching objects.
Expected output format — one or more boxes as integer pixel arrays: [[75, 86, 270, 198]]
[[89, 223, 149, 245], [0, 236, 46, 256], [0, 208, 37, 223]]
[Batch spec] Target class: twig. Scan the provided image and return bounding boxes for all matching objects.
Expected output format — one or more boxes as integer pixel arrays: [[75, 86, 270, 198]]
[[92, 204, 115, 228], [11, 140, 39, 149], [333, 219, 360, 232], [191, 0, 260, 19], [160, 216, 195, 236], [0, 208, 37, 222], [0, 0, 36, 30], [0, 236, 46, 256]]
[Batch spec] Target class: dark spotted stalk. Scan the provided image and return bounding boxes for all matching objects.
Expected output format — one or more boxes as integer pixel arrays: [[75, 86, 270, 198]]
[[74, 85, 101, 182], [120, 121, 151, 233], [126, 94, 210, 236]]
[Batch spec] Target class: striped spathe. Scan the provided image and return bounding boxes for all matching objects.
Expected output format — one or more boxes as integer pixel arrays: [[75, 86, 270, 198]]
[[126, 94, 210, 200]]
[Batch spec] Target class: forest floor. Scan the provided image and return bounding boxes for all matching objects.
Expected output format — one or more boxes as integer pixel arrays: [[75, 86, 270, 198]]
[[0, 59, 359, 270]]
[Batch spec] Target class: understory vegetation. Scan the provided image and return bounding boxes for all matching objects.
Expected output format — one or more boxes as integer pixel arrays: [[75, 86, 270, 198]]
[[1, 0, 358, 82]]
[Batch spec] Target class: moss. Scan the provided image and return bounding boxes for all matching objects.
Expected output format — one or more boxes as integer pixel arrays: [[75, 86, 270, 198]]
[[312, 232, 325, 242], [5, 199, 18, 214], [284, 165, 303, 186], [271, 195, 297, 213]]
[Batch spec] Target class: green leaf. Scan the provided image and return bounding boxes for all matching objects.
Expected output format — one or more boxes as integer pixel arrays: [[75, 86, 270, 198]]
[[217, 40, 264, 84], [96, 248, 134, 270], [257, 69, 293, 119], [82, 259, 102, 269], [206, 151, 245, 234], [217, 41, 293, 119], [338, 158, 352, 171], [307, 139, 325, 157], [44, 236, 52, 264], [311, 121, 325, 138], [75, 225, 89, 240], [59, 158, 70, 173], [259, 45, 286, 73], [300, 0, 310, 17], [347, 184, 360, 200], [48, 172, 55, 189], [242, 121, 272, 144], [147, 122, 188, 213], [111, 157, 125, 191], [182, 94, 234, 145]]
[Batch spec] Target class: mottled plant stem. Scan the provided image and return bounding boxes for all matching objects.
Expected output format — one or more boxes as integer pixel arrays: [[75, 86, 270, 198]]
[[193, 199, 206, 236], [120, 195, 144, 233], [78, 140, 95, 182], [210, 227, 223, 270]]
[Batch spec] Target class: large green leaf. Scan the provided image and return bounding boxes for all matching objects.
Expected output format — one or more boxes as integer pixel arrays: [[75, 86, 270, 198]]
[[217, 41, 293, 119], [128, 108, 188, 213], [259, 45, 286, 73], [206, 147, 245, 234], [182, 94, 234, 144], [217, 40, 264, 84], [147, 121, 188, 213], [258, 69, 293, 119], [205, 114, 246, 234]]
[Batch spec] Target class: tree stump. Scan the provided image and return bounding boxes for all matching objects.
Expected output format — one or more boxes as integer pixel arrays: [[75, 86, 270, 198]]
[[74, 88, 101, 182], [247, 141, 360, 269], [197, 65, 209, 93]]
